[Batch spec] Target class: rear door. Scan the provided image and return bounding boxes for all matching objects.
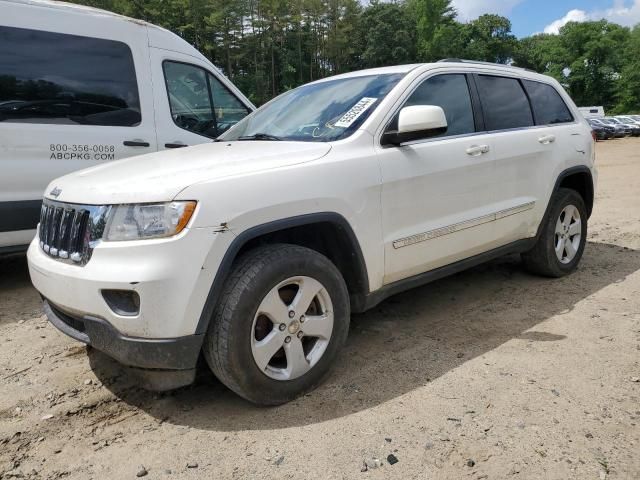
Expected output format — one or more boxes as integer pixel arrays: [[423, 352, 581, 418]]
[[149, 48, 252, 149], [474, 74, 571, 244], [0, 21, 156, 245]]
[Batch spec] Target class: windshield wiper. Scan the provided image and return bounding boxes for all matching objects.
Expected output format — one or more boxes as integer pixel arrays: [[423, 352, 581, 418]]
[[237, 133, 282, 141]]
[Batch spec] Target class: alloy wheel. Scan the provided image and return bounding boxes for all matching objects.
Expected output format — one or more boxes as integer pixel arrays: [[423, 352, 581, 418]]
[[554, 204, 582, 264], [250, 276, 334, 381]]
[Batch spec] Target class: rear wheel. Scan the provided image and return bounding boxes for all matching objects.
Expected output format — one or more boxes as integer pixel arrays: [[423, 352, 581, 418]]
[[522, 188, 587, 277], [203, 244, 350, 405]]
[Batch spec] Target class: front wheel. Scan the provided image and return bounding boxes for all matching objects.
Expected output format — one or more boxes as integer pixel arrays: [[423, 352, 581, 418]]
[[203, 244, 350, 406], [522, 188, 588, 277]]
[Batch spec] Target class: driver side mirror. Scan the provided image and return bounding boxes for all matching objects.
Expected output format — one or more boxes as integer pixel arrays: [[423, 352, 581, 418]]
[[382, 105, 448, 146]]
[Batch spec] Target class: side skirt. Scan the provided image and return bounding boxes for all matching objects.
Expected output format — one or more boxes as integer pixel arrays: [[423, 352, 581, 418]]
[[352, 238, 536, 313]]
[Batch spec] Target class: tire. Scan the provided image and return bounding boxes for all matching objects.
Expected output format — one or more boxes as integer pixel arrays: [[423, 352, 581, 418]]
[[522, 188, 588, 277], [203, 243, 350, 406]]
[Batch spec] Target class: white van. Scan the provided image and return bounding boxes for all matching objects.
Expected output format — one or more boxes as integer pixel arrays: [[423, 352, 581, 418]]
[[0, 0, 254, 253], [579, 106, 605, 119]]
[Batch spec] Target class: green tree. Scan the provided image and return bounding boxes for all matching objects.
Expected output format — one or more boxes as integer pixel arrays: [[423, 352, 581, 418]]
[[614, 25, 640, 113], [559, 20, 629, 110], [512, 33, 565, 78], [462, 14, 517, 63], [65, 0, 640, 112], [357, 0, 416, 68], [409, 0, 456, 61]]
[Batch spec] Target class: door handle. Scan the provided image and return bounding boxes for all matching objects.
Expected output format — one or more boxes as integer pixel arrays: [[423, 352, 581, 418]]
[[123, 140, 150, 147], [165, 142, 188, 149], [466, 145, 490, 156], [538, 135, 556, 145]]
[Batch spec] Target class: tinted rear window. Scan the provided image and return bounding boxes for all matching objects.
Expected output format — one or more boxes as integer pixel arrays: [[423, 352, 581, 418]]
[[523, 80, 573, 125], [476, 75, 534, 131], [0, 26, 140, 126]]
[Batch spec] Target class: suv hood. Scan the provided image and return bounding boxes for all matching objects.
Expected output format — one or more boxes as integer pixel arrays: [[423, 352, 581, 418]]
[[45, 141, 331, 204]]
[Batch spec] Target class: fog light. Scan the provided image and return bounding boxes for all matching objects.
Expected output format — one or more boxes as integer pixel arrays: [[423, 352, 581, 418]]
[[102, 290, 140, 317]]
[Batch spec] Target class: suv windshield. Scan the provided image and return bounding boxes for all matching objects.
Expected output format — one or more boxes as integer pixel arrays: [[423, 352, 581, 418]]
[[219, 73, 405, 143]]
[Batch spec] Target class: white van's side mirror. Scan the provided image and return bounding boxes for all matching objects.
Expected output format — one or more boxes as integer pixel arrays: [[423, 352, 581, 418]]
[[383, 105, 448, 146]]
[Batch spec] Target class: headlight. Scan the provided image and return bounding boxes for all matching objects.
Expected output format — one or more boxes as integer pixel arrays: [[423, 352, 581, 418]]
[[103, 201, 197, 241]]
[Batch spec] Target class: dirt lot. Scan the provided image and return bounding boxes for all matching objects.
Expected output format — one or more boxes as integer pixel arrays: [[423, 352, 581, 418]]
[[1, 139, 639, 480]]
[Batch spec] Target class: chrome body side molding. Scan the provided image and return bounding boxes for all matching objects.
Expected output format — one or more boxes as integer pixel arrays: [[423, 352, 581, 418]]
[[393, 201, 535, 249]]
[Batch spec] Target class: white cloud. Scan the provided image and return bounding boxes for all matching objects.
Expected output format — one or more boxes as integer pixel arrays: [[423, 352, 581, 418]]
[[543, 0, 640, 35], [451, 0, 524, 22], [543, 9, 588, 34]]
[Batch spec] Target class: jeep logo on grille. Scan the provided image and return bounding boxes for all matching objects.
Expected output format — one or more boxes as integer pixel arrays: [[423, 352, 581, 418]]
[[49, 187, 62, 198]]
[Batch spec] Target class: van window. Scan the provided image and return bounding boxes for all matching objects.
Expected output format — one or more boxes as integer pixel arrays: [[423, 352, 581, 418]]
[[0, 26, 141, 127], [403, 74, 476, 137], [476, 75, 534, 131], [208, 75, 251, 135], [163, 61, 250, 138], [522, 80, 574, 125]]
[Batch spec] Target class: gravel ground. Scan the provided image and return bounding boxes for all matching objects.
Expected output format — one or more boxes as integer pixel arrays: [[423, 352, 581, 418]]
[[1, 139, 639, 480]]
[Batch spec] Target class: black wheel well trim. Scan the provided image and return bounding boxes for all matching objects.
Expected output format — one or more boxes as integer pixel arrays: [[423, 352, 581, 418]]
[[194, 212, 370, 335], [539, 166, 594, 237]]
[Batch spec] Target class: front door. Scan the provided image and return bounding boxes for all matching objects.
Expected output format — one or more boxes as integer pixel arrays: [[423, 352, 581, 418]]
[[376, 73, 498, 284], [149, 48, 251, 150]]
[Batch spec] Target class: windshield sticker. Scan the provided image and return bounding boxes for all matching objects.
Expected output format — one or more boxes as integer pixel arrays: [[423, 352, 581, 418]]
[[335, 97, 378, 128]]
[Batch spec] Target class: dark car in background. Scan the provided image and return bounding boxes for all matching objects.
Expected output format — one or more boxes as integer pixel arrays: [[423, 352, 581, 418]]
[[615, 115, 640, 127], [606, 117, 640, 137], [600, 118, 631, 137], [587, 119, 614, 140], [592, 118, 625, 138]]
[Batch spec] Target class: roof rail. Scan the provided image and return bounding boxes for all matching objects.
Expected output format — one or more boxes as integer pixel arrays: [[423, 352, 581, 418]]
[[437, 58, 531, 71]]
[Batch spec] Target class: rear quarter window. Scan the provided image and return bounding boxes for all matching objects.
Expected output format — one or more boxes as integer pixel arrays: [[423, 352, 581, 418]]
[[523, 80, 574, 125], [0, 26, 141, 127]]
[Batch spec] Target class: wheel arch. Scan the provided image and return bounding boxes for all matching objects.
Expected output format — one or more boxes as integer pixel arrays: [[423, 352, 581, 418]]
[[195, 212, 369, 334], [534, 165, 594, 242], [555, 166, 594, 218]]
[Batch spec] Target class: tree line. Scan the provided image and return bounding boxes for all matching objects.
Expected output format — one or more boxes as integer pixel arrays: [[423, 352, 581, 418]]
[[71, 0, 640, 113]]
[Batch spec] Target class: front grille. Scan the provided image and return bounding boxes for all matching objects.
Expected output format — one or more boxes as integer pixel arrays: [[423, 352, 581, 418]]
[[39, 204, 88, 262], [38, 200, 110, 265]]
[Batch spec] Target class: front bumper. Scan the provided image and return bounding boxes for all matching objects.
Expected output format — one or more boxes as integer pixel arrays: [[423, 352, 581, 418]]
[[43, 299, 201, 389], [28, 222, 234, 389], [43, 299, 202, 369], [27, 225, 230, 338]]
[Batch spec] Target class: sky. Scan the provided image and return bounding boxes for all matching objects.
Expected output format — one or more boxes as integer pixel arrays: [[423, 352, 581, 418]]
[[450, 0, 640, 37]]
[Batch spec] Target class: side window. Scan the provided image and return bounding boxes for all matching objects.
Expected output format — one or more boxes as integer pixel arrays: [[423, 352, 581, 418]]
[[476, 75, 534, 131], [401, 74, 475, 137], [522, 80, 574, 125], [163, 61, 249, 138], [208, 75, 250, 135], [163, 61, 216, 138], [0, 26, 141, 127]]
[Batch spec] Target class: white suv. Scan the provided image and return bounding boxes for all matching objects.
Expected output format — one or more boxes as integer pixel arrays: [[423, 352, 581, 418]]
[[27, 61, 596, 405]]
